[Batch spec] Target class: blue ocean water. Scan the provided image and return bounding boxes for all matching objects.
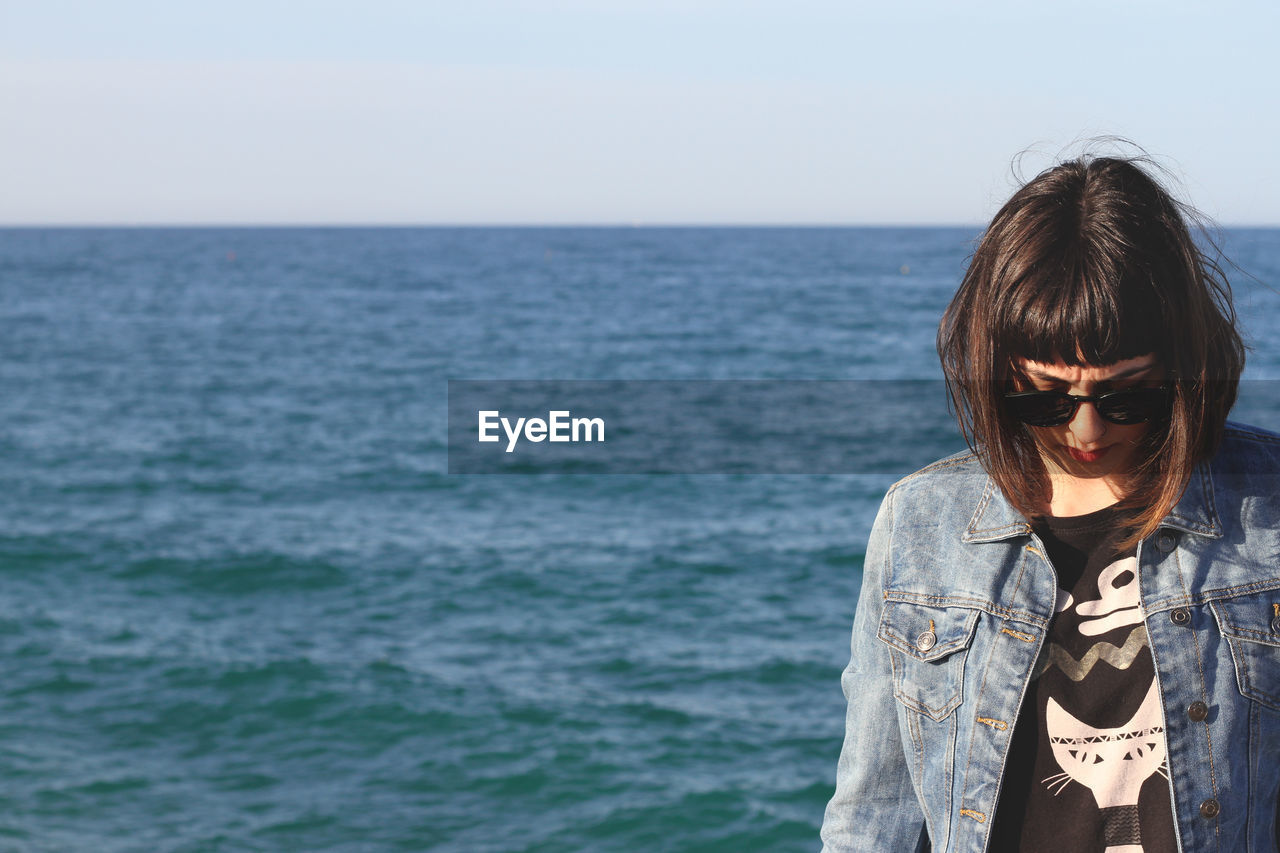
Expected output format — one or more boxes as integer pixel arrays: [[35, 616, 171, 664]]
[[0, 227, 1277, 852]]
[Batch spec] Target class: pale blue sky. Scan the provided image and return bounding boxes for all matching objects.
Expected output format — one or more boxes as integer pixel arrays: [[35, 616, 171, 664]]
[[2, 1, 1278, 224]]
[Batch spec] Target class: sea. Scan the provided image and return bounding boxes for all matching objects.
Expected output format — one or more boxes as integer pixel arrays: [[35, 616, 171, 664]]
[[1, 227, 1278, 852]]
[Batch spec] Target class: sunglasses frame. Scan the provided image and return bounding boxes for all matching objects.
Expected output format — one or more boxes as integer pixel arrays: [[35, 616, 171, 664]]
[[1003, 385, 1173, 428]]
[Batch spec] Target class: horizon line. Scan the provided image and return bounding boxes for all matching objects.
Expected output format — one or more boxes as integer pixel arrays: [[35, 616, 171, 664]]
[[0, 221, 984, 230], [4, 221, 1280, 230]]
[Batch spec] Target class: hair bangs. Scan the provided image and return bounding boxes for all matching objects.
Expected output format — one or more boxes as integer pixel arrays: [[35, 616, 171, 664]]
[[998, 252, 1166, 371]]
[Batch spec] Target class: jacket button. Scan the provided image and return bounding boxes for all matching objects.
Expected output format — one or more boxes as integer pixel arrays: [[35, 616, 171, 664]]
[[1187, 701, 1209, 722], [1271, 616, 1280, 634], [1200, 798, 1220, 819], [915, 630, 937, 652], [1156, 531, 1178, 553], [1170, 608, 1191, 625]]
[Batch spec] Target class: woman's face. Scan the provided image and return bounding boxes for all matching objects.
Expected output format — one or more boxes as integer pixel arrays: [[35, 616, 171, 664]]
[[1011, 352, 1164, 484]]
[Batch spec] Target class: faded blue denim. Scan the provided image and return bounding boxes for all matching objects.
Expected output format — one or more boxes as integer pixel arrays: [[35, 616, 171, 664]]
[[821, 422, 1280, 852]]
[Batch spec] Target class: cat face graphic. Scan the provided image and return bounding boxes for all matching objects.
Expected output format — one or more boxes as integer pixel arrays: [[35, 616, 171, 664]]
[[1044, 681, 1167, 810]]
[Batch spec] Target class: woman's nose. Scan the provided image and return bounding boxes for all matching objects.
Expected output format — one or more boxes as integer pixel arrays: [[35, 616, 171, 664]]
[[1067, 401, 1108, 444]]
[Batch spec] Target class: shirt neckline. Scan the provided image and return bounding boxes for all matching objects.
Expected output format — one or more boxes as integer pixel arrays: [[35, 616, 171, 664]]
[[1038, 502, 1128, 534]]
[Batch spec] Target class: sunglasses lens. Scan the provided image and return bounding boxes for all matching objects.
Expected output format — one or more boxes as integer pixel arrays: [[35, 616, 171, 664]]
[[1098, 388, 1170, 424], [1005, 387, 1171, 427], [1005, 393, 1074, 427]]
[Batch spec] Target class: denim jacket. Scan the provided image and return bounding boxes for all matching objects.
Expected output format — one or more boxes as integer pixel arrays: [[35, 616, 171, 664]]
[[820, 421, 1280, 852]]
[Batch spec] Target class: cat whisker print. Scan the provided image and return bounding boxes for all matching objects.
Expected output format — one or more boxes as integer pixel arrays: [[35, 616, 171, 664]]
[[1042, 770, 1076, 796]]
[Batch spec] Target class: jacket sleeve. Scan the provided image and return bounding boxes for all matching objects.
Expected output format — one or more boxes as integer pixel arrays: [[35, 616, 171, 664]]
[[819, 486, 930, 852]]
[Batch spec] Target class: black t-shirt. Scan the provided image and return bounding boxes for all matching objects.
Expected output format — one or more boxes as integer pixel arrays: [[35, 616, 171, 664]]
[[989, 504, 1177, 852]]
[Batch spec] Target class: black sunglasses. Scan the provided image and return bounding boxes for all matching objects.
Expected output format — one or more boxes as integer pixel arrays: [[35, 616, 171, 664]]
[[1003, 386, 1172, 427]]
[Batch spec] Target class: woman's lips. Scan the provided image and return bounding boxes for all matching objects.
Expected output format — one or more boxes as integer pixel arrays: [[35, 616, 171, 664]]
[[1066, 445, 1112, 463]]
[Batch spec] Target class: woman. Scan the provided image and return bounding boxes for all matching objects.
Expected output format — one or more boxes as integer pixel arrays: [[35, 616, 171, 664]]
[[820, 153, 1280, 852]]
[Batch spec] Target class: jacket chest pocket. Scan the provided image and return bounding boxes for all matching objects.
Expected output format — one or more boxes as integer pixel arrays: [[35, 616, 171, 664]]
[[1209, 589, 1280, 710], [878, 600, 980, 721]]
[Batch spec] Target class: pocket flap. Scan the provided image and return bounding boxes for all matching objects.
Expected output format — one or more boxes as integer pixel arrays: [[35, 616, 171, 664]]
[[1209, 593, 1280, 648], [878, 600, 980, 662], [1209, 588, 1280, 709]]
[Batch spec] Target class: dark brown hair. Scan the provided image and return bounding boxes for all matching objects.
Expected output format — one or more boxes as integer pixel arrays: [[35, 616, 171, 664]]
[[937, 153, 1246, 550]]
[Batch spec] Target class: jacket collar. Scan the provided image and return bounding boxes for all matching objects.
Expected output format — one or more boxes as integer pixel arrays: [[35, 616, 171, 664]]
[[961, 476, 1032, 543], [1158, 462, 1222, 538], [961, 461, 1222, 543]]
